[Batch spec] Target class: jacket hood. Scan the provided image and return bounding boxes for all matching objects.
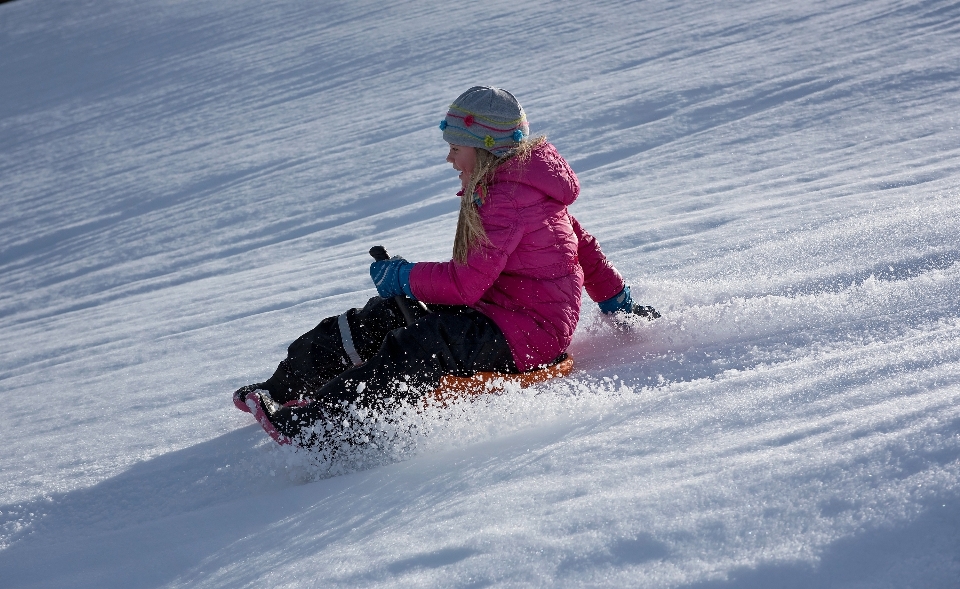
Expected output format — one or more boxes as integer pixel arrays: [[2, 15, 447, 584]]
[[493, 141, 580, 206]]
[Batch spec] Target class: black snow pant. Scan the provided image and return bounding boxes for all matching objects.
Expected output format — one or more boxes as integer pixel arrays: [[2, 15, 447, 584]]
[[259, 296, 518, 446]]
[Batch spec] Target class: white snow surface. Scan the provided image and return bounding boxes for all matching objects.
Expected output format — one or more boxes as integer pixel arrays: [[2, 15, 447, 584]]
[[2, 0, 960, 586]]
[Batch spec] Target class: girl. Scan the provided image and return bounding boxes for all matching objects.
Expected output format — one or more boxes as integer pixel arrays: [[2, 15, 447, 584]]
[[235, 86, 656, 448]]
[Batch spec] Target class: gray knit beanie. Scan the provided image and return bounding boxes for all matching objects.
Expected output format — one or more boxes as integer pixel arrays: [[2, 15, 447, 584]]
[[439, 86, 529, 155]]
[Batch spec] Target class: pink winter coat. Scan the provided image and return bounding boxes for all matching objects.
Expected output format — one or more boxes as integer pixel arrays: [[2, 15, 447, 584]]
[[409, 142, 625, 371]]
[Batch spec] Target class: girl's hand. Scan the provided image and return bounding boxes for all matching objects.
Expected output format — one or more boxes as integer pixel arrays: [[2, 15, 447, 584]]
[[598, 286, 660, 320], [598, 286, 633, 314], [370, 258, 417, 299]]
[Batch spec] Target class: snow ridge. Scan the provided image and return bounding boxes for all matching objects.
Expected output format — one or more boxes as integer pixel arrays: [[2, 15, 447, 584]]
[[2, 0, 959, 587]]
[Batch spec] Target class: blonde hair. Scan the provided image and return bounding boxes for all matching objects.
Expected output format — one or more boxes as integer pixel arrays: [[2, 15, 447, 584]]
[[452, 136, 546, 264]]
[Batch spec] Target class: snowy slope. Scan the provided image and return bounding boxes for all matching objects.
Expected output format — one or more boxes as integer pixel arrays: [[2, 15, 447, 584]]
[[2, 0, 960, 587]]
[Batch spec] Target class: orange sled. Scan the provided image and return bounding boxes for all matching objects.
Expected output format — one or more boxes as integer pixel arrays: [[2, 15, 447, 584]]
[[427, 354, 574, 405]]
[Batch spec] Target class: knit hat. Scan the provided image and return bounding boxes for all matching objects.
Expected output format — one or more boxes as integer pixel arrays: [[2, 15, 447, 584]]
[[439, 86, 529, 155]]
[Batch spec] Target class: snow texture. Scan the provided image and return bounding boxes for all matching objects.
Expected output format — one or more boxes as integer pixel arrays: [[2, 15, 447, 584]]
[[2, 0, 959, 587]]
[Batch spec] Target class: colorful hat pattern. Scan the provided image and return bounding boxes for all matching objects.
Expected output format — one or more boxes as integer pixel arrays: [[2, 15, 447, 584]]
[[440, 86, 529, 155]]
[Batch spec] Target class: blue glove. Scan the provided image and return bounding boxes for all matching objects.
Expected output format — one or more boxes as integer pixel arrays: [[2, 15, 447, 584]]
[[598, 285, 633, 314], [598, 285, 661, 320], [370, 258, 416, 300]]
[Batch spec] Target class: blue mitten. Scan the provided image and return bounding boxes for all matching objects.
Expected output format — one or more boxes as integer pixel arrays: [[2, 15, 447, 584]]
[[370, 258, 416, 299], [598, 285, 633, 314], [598, 285, 661, 320]]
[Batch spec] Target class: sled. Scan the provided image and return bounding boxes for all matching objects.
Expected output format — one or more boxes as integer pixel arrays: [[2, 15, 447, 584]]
[[235, 355, 574, 447], [427, 353, 574, 406]]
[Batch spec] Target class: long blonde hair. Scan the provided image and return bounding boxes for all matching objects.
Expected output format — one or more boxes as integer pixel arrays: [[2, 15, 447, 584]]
[[452, 136, 546, 264]]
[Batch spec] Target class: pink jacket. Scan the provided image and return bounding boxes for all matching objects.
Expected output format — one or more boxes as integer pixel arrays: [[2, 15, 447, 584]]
[[410, 142, 625, 371]]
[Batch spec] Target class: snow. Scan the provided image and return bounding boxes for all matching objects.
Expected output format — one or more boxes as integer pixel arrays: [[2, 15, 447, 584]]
[[2, 0, 959, 586]]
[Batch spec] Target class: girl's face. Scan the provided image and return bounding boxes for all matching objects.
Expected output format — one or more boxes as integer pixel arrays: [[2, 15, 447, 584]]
[[446, 144, 476, 191]]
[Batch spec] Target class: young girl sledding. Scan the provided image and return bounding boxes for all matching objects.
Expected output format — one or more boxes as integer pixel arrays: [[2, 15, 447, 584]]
[[234, 86, 657, 449]]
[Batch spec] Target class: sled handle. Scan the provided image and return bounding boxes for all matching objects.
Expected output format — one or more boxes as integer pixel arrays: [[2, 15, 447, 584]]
[[368, 245, 391, 262], [369, 245, 428, 325]]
